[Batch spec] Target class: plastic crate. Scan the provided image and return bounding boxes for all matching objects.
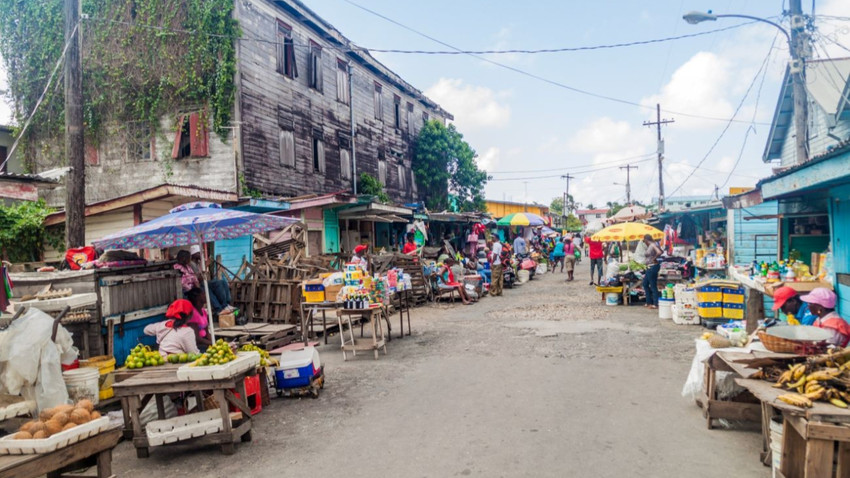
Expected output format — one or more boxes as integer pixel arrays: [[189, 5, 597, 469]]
[[723, 303, 745, 319], [698, 302, 723, 318], [302, 283, 325, 303], [722, 288, 745, 304], [674, 284, 698, 307], [697, 286, 722, 303], [231, 375, 262, 416], [672, 304, 700, 325]]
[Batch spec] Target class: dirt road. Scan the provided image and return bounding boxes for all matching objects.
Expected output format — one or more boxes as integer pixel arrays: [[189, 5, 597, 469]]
[[114, 264, 768, 477]]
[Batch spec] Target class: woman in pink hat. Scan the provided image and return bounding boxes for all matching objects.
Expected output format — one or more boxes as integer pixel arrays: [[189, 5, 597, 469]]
[[801, 288, 850, 347]]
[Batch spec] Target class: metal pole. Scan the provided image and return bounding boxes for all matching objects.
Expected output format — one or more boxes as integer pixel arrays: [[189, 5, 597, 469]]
[[788, 0, 809, 164], [349, 64, 357, 194], [64, 0, 85, 248], [198, 240, 216, 343]]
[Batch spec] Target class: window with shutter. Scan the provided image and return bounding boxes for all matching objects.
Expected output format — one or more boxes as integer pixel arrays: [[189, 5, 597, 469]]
[[374, 83, 383, 121], [0, 146, 6, 172], [397, 163, 406, 190], [406, 103, 414, 137], [340, 149, 351, 179], [279, 129, 295, 167], [312, 137, 325, 173], [337, 60, 349, 104], [309, 41, 323, 92], [393, 95, 401, 129], [378, 159, 387, 185], [276, 21, 296, 78], [188, 112, 209, 157], [422, 112, 429, 125]]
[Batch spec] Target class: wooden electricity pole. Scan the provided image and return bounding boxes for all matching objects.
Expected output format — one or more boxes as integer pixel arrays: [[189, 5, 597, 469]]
[[560, 174, 574, 223], [619, 164, 638, 205], [64, 0, 86, 248], [643, 104, 674, 211], [788, 0, 809, 164]]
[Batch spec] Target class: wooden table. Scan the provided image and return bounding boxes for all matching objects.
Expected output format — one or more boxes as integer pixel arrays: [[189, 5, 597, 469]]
[[215, 323, 296, 349], [112, 367, 255, 458], [300, 301, 341, 345], [392, 289, 412, 339], [336, 308, 386, 360], [0, 427, 120, 478], [700, 351, 764, 430], [737, 377, 850, 477]]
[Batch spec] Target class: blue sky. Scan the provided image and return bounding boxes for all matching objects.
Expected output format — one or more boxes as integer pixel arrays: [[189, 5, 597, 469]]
[[3, 0, 850, 208]]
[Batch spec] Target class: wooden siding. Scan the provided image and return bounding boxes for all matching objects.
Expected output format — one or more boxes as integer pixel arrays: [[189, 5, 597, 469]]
[[779, 101, 850, 167], [215, 236, 253, 279], [830, 184, 850, 316], [236, 0, 447, 203], [729, 201, 778, 265], [485, 200, 548, 218]]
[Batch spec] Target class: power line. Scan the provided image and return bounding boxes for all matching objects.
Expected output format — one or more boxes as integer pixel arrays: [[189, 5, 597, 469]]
[[666, 38, 775, 198], [488, 157, 655, 181], [488, 152, 655, 174], [341, 0, 773, 126], [364, 22, 759, 55]]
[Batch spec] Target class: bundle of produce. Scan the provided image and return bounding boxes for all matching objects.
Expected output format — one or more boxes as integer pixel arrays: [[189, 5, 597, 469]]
[[192, 339, 236, 367], [167, 353, 203, 364], [239, 343, 277, 367], [12, 400, 101, 440], [750, 349, 850, 409], [125, 344, 165, 369]]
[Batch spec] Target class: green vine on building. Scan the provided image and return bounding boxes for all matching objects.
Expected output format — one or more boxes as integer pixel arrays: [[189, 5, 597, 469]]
[[0, 0, 239, 166]]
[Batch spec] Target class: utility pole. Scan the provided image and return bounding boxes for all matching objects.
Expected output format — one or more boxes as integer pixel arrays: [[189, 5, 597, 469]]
[[523, 181, 529, 212], [643, 103, 674, 211], [560, 174, 574, 224], [64, 0, 85, 248], [619, 164, 638, 205], [789, 0, 810, 164]]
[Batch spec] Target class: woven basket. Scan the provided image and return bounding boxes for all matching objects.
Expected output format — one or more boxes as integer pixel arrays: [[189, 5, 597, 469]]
[[758, 330, 827, 355]]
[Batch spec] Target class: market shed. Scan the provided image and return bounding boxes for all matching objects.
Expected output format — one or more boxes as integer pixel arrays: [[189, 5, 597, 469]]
[[0, 172, 57, 202]]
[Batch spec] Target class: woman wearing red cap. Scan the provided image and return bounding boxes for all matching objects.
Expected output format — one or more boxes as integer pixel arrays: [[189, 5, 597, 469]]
[[144, 299, 200, 357], [351, 244, 369, 272], [801, 288, 850, 347]]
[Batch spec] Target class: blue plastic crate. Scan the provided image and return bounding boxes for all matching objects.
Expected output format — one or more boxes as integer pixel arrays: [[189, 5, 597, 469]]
[[104, 313, 162, 366]]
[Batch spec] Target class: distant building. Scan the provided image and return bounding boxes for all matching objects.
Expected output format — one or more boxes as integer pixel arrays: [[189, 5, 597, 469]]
[[576, 208, 609, 225], [0, 125, 22, 174], [484, 199, 549, 219], [657, 196, 718, 212]]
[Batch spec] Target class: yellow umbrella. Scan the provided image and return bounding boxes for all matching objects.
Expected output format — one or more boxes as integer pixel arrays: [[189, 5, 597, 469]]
[[591, 222, 663, 242]]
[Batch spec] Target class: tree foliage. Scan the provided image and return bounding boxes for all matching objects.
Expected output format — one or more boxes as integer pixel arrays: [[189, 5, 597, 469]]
[[0, 0, 239, 166], [550, 194, 579, 217], [413, 120, 488, 212], [565, 213, 583, 231], [359, 173, 389, 204], [0, 200, 63, 262]]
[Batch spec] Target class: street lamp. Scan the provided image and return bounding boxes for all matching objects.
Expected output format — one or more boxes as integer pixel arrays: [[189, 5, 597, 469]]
[[682, 9, 808, 164]]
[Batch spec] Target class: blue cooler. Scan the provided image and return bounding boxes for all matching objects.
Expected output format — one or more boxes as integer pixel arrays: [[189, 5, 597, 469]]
[[275, 347, 321, 389]]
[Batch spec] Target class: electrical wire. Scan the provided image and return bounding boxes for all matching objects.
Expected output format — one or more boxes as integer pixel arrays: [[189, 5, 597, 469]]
[[488, 157, 655, 181], [488, 152, 656, 174], [665, 37, 775, 198], [341, 0, 773, 126], [0, 21, 80, 172]]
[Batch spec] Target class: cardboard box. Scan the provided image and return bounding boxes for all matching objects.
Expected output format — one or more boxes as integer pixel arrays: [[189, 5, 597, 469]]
[[324, 284, 343, 302], [219, 312, 235, 328]]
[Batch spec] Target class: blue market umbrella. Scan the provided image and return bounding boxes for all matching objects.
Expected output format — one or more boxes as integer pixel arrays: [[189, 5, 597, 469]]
[[93, 202, 299, 340]]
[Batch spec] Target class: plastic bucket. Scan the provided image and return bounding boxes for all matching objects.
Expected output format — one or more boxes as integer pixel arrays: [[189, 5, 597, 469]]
[[605, 293, 619, 306], [659, 299, 674, 319], [770, 418, 783, 477], [63, 367, 100, 405], [81, 355, 116, 401], [516, 270, 530, 284]]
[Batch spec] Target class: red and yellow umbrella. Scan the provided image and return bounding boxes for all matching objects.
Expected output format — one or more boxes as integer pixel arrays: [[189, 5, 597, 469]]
[[590, 222, 663, 242]]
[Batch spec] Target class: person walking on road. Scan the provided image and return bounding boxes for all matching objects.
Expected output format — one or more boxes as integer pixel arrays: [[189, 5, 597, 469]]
[[551, 237, 566, 273], [572, 233, 582, 263], [641, 234, 663, 309], [563, 235, 576, 281], [489, 240, 504, 296], [586, 236, 604, 285]]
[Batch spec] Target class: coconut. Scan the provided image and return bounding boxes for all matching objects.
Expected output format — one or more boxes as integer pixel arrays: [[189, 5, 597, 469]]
[[76, 399, 94, 412], [38, 408, 56, 421], [31, 430, 48, 439], [62, 422, 77, 431], [90, 410, 102, 420], [69, 408, 91, 425], [45, 419, 63, 436], [54, 404, 75, 414], [28, 422, 46, 435], [19, 421, 39, 433], [52, 412, 70, 427], [13, 431, 32, 440]]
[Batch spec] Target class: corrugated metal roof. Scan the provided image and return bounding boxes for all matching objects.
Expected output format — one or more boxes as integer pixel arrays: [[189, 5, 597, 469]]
[[0, 172, 59, 184]]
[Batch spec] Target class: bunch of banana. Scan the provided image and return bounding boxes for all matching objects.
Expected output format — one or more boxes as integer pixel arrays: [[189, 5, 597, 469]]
[[773, 363, 807, 388], [777, 393, 813, 408]]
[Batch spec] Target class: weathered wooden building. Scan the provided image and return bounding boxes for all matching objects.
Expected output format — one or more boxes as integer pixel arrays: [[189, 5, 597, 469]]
[[36, 0, 451, 208]]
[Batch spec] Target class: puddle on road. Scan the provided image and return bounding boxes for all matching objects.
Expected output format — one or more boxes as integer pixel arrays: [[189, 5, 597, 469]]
[[505, 319, 654, 337]]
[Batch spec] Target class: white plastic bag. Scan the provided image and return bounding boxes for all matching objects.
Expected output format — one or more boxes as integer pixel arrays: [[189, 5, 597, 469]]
[[536, 263, 548, 275], [682, 339, 748, 402], [0, 308, 77, 411]]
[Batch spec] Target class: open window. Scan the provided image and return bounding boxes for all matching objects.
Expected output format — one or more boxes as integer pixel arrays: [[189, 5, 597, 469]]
[[406, 102, 414, 136], [393, 95, 401, 129], [0, 146, 7, 173], [374, 83, 383, 120], [337, 59, 349, 104], [308, 41, 323, 92], [276, 20, 297, 78], [312, 133, 325, 173], [171, 112, 209, 159]]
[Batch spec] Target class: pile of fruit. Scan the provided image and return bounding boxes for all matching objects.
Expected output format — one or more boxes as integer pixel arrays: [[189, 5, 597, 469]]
[[124, 345, 165, 369], [12, 400, 101, 440], [753, 350, 850, 409], [193, 339, 236, 367], [167, 353, 203, 364], [240, 343, 275, 367]]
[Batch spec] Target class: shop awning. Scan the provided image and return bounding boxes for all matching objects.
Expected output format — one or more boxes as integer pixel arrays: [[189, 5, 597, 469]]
[[759, 146, 850, 200]]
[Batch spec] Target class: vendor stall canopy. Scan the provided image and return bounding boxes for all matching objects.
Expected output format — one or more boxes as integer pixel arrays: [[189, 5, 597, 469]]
[[92, 202, 299, 250], [591, 222, 663, 242], [496, 212, 546, 227]]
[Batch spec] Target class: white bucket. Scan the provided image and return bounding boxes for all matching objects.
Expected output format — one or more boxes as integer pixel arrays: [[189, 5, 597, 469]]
[[63, 367, 100, 406], [770, 418, 783, 477], [516, 269, 530, 284], [605, 293, 619, 306], [658, 299, 674, 319]]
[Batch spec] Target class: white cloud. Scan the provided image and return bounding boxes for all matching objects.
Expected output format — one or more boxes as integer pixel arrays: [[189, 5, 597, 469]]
[[477, 146, 500, 171], [425, 78, 511, 130], [568, 117, 654, 157]]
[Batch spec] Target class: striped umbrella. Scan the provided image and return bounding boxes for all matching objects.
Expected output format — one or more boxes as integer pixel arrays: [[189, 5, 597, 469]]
[[590, 222, 663, 242], [496, 212, 546, 227]]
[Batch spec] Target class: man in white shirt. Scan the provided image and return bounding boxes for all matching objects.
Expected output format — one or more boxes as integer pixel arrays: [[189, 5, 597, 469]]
[[512, 235, 527, 255], [489, 240, 504, 296]]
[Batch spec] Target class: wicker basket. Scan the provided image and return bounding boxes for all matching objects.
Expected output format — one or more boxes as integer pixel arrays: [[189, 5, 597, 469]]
[[758, 330, 827, 355]]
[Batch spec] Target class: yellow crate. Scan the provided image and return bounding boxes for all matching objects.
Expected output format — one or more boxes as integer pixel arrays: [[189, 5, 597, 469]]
[[697, 291, 723, 302], [698, 306, 723, 318], [723, 292, 745, 304], [302, 290, 325, 303], [723, 307, 744, 319]]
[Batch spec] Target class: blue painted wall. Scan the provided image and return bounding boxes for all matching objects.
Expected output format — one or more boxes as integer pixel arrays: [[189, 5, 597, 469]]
[[830, 184, 850, 317], [215, 236, 252, 279], [323, 209, 340, 253], [730, 201, 779, 315]]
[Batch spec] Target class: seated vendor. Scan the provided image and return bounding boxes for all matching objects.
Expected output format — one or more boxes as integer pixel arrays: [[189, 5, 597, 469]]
[[402, 233, 418, 255], [174, 250, 200, 293], [190, 245, 234, 315], [144, 299, 200, 357], [437, 257, 474, 305], [802, 288, 850, 347], [351, 244, 369, 272], [772, 286, 817, 325]]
